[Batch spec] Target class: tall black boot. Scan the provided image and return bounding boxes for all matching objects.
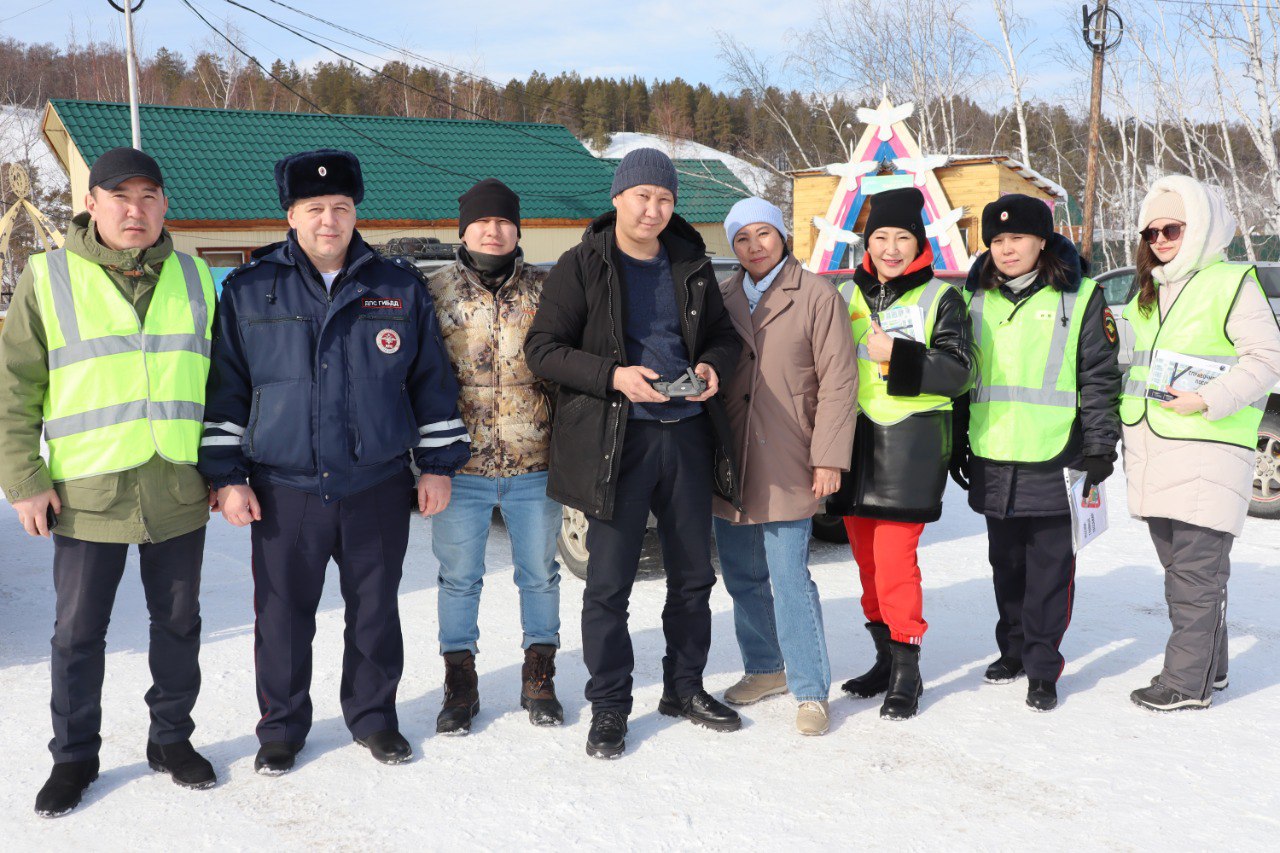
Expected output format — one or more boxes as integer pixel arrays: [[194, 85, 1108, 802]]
[[880, 641, 923, 721], [841, 622, 892, 698]]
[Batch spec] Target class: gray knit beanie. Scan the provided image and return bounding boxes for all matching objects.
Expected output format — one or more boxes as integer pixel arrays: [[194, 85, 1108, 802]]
[[611, 148, 679, 202]]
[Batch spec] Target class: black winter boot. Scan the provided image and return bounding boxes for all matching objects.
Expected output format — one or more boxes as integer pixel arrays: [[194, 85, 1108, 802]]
[[983, 656, 1025, 684], [841, 622, 892, 698], [521, 644, 564, 726], [34, 759, 99, 818], [437, 650, 480, 735], [879, 641, 923, 721], [146, 739, 216, 789], [1026, 679, 1058, 712], [586, 710, 628, 759]]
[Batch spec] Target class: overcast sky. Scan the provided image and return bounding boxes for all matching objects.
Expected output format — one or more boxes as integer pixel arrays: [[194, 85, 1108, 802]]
[[1, 0, 1101, 102]]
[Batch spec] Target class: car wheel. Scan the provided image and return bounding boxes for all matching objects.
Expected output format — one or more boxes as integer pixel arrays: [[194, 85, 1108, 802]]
[[811, 512, 849, 543], [557, 506, 591, 580], [1250, 411, 1280, 520]]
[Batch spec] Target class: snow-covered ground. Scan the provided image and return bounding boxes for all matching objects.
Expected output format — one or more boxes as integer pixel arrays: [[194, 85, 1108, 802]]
[[593, 132, 774, 198], [2, 471, 1278, 850]]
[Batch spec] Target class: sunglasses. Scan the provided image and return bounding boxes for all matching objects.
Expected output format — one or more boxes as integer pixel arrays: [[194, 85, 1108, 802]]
[[1139, 223, 1185, 244]]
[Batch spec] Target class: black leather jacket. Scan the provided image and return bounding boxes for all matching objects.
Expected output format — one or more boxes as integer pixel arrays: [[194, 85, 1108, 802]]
[[827, 259, 976, 523]]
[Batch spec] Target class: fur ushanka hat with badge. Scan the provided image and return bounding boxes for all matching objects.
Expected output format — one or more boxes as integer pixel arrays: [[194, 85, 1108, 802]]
[[981, 193, 1054, 246], [274, 149, 364, 209]]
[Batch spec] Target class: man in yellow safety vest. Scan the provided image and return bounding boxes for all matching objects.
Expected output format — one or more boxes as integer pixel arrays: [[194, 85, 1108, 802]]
[[0, 147, 218, 818]]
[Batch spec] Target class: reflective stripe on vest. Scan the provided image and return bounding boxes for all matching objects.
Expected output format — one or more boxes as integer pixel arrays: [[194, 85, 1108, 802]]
[[1119, 262, 1264, 449], [32, 248, 215, 480], [839, 277, 953, 426], [965, 278, 1096, 463]]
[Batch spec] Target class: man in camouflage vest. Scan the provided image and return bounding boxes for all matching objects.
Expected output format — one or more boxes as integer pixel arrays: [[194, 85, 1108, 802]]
[[427, 178, 562, 734]]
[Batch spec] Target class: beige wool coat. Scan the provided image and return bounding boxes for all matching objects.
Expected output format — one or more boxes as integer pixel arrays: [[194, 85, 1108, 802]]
[[1123, 176, 1280, 537], [713, 256, 858, 524]]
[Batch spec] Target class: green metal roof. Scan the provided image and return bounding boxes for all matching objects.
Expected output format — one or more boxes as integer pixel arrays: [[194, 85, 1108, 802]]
[[50, 100, 749, 224]]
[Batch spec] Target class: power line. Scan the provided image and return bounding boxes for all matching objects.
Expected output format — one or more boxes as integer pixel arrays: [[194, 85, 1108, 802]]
[[179, 0, 601, 204], [0, 0, 54, 25], [219, 0, 750, 200], [1151, 0, 1280, 11], [260, 0, 622, 129]]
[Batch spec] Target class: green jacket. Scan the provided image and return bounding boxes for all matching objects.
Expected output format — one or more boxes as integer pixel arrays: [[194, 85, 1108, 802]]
[[0, 212, 210, 544]]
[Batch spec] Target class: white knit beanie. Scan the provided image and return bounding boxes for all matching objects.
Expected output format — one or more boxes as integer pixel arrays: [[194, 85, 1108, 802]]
[[1139, 187, 1187, 229], [724, 197, 788, 245]]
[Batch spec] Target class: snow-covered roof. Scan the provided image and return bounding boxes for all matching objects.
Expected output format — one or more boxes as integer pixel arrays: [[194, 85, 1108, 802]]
[[589, 132, 772, 198], [944, 154, 1068, 201]]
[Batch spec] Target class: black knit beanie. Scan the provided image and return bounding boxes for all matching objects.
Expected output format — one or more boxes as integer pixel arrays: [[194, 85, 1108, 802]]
[[863, 187, 926, 245], [981, 193, 1054, 246], [458, 178, 521, 237]]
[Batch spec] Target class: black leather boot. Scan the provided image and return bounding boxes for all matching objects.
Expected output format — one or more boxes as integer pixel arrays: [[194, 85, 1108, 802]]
[[841, 622, 892, 698], [521, 644, 564, 726], [880, 640, 923, 721], [437, 650, 480, 735]]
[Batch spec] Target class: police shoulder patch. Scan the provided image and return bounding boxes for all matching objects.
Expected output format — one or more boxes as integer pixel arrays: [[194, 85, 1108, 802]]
[[1102, 307, 1118, 345]]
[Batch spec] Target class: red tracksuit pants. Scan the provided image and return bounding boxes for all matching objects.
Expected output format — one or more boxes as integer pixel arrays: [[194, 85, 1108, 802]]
[[844, 516, 928, 644]]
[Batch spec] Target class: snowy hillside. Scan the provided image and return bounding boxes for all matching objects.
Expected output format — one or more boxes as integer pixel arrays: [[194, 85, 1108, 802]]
[[593, 132, 774, 198], [0, 105, 67, 193], [2, 470, 1278, 848]]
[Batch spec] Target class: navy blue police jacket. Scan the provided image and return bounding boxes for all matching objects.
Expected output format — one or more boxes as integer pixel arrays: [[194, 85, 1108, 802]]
[[198, 230, 470, 502]]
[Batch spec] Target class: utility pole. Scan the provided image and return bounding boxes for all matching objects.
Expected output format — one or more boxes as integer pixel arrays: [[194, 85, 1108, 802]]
[[110, 0, 145, 149], [1080, 1, 1123, 265]]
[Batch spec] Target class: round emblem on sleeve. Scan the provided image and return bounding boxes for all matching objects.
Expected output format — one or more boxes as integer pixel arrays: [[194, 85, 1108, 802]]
[[999, 210, 1009, 221], [318, 165, 328, 177], [376, 328, 401, 354]]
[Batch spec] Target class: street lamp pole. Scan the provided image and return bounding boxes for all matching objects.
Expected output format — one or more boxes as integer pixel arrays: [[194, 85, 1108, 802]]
[[111, 0, 145, 150]]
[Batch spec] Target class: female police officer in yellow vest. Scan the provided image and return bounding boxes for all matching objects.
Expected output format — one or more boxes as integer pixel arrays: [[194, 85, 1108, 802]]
[[828, 187, 974, 721], [1121, 175, 1280, 712], [950, 194, 1121, 712]]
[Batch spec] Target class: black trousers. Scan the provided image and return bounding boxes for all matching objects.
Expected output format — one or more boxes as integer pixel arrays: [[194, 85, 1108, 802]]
[[49, 527, 206, 763], [582, 417, 716, 714], [987, 514, 1077, 682], [251, 471, 411, 744]]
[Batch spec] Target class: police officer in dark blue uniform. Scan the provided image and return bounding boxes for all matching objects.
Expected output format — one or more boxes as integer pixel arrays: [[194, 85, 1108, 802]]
[[199, 149, 470, 775]]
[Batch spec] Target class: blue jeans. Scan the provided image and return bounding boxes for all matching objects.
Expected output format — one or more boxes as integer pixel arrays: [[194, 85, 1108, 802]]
[[713, 517, 831, 701], [431, 471, 562, 655]]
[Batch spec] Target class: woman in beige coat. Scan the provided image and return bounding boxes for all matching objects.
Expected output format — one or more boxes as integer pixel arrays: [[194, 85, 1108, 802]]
[[712, 197, 857, 735], [1121, 174, 1280, 711]]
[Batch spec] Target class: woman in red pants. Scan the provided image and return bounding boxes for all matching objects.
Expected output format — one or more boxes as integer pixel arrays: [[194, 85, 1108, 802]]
[[829, 187, 975, 720]]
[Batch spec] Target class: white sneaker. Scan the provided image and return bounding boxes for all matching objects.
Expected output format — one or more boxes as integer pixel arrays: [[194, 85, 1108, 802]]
[[723, 671, 788, 706], [796, 700, 830, 736]]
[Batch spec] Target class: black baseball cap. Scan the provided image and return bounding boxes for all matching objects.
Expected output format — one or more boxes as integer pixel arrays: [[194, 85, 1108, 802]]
[[88, 147, 164, 191]]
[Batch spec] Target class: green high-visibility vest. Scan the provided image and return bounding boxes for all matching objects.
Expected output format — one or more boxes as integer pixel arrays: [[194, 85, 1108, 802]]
[[966, 277, 1098, 462], [838, 277, 954, 426], [29, 247, 215, 481], [1119, 261, 1264, 449]]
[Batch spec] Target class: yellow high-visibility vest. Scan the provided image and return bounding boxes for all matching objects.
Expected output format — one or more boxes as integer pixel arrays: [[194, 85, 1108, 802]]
[[29, 247, 215, 481]]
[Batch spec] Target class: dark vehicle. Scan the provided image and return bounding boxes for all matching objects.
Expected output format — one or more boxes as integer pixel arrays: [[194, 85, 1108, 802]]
[[1098, 261, 1280, 520]]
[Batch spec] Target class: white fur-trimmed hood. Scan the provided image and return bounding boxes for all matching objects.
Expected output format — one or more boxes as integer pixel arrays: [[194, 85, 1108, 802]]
[[1138, 174, 1237, 285]]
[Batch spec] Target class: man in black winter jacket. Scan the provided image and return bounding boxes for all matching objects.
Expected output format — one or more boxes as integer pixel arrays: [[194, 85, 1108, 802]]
[[524, 148, 743, 759]]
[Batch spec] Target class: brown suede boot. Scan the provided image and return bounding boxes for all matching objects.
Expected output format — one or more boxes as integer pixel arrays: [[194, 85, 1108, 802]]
[[520, 644, 564, 726], [437, 650, 480, 735]]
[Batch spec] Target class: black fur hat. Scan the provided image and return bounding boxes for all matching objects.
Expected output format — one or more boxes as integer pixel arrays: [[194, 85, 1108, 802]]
[[274, 149, 364, 210], [981, 193, 1054, 246]]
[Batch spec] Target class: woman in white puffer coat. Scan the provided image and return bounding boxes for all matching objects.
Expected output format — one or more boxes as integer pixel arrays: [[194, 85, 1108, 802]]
[[1120, 174, 1280, 711]]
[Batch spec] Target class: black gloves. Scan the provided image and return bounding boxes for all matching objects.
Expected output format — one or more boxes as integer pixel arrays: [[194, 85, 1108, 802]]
[[949, 442, 971, 491], [1081, 454, 1115, 495]]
